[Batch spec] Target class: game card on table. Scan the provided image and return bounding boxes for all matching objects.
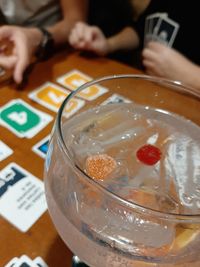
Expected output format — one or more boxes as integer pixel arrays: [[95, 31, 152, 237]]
[[0, 99, 53, 138], [0, 163, 47, 232], [28, 82, 85, 117], [32, 135, 50, 159], [57, 69, 108, 101], [0, 140, 13, 161]]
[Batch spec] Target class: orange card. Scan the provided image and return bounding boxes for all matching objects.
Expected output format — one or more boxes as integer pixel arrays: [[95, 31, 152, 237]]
[[29, 82, 85, 117], [56, 69, 108, 101]]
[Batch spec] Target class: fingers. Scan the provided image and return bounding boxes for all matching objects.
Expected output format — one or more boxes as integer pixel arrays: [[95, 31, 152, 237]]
[[13, 39, 29, 84], [0, 26, 35, 83], [69, 22, 87, 47], [0, 25, 14, 40], [142, 47, 157, 65], [0, 55, 17, 69], [69, 22, 100, 51], [142, 44, 160, 76], [145, 41, 167, 51], [0, 27, 17, 69]]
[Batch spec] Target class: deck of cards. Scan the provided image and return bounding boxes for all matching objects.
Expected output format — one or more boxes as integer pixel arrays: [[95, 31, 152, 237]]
[[144, 12, 179, 47]]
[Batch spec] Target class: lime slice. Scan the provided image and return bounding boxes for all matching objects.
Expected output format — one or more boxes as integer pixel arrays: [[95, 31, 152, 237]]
[[172, 225, 200, 250]]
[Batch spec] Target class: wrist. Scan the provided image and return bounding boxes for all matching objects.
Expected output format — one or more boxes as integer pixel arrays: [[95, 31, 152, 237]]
[[28, 28, 43, 52], [107, 37, 118, 54], [35, 27, 55, 60]]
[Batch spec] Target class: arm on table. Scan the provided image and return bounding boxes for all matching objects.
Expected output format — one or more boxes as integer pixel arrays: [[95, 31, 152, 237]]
[[69, 22, 140, 56], [0, 0, 88, 84], [47, 0, 88, 45]]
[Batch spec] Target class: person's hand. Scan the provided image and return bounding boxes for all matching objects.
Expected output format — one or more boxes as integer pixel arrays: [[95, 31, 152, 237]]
[[0, 25, 42, 84], [69, 21, 109, 56], [142, 41, 200, 88]]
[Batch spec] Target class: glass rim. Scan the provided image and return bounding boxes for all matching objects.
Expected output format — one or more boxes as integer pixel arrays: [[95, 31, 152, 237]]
[[56, 74, 200, 221]]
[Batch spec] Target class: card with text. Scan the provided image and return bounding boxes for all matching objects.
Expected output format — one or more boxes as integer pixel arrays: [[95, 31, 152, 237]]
[[29, 82, 85, 117], [33, 256, 48, 267], [0, 140, 13, 161], [29, 82, 68, 112], [57, 69, 108, 100], [4, 255, 48, 267], [0, 99, 53, 138], [32, 135, 50, 159], [14, 255, 38, 267], [4, 257, 18, 267], [0, 163, 47, 232]]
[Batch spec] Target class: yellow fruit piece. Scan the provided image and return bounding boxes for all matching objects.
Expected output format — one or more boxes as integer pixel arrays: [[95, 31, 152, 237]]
[[172, 226, 200, 250]]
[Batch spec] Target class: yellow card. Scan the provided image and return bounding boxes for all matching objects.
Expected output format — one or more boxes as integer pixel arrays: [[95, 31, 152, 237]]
[[56, 69, 108, 101], [29, 82, 85, 117]]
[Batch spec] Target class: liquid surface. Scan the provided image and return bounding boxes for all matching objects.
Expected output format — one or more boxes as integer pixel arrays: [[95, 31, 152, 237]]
[[45, 102, 200, 266], [65, 103, 200, 215]]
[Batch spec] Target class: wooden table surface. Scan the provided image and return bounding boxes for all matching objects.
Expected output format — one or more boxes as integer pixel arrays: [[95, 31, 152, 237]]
[[0, 50, 141, 267], [1, 50, 200, 267]]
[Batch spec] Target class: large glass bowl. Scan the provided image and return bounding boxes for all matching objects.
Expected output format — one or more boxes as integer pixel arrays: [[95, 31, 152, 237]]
[[44, 74, 200, 267]]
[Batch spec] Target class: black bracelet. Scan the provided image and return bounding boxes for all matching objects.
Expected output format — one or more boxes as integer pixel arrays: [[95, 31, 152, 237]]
[[35, 27, 55, 60]]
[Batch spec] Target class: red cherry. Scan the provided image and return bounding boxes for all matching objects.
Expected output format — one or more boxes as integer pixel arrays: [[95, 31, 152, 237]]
[[136, 144, 162, 166]]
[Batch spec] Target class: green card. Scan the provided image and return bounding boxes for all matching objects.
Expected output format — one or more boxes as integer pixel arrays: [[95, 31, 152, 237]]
[[0, 99, 53, 138]]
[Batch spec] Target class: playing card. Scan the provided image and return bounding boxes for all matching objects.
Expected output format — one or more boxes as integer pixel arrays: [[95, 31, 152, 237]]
[[154, 16, 180, 47], [57, 69, 108, 101], [4, 257, 18, 267], [144, 13, 168, 44], [0, 140, 13, 161], [14, 255, 38, 267], [0, 99, 53, 138], [29, 82, 85, 117], [101, 94, 132, 105], [28, 82, 69, 112], [32, 135, 50, 159], [0, 163, 47, 232], [33, 257, 48, 267]]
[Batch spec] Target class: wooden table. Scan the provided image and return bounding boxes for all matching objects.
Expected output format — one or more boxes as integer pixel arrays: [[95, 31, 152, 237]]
[[1, 50, 200, 267], [0, 50, 141, 267]]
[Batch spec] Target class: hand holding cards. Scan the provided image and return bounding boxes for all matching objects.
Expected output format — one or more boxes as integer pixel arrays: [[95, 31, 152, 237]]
[[144, 13, 179, 47]]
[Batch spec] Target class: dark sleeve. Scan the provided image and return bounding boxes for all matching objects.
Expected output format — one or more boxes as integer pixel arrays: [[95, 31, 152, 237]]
[[130, 0, 162, 48], [88, 0, 135, 37]]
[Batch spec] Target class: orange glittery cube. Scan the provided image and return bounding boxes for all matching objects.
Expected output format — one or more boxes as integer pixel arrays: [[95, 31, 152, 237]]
[[86, 154, 117, 181]]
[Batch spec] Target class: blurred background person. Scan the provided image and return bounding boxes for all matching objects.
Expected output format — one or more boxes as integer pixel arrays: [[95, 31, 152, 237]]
[[69, 0, 200, 90], [69, 0, 137, 65], [0, 0, 87, 83]]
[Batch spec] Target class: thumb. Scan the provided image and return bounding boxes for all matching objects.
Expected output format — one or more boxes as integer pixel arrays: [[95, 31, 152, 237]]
[[0, 55, 17, 69], [13, 53, 29, 84]]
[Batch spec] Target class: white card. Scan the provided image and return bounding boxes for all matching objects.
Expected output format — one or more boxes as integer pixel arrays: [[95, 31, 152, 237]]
[[0, 99, 53, 138], [14, 255, 38, 267], [0, 163, 47, 232], [57, 69, 108, 101], [155, 16, 179, 47], [33, 256, 48, 267], [0, 140, 13, 161], [101, 94, 132, 105], [4, 257, 18, 267], [32, 135, 50, 159]]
